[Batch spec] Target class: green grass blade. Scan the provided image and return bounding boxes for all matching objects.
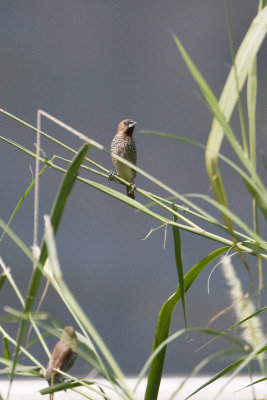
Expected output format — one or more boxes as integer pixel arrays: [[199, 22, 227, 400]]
[[143, 130, 267, 211], [3, 120, 266, 249], [43, 216, 133, 400], [53, 280, 133, 400], [144, 246, 228, 400], [0, 135, 47, 162], [9, 143, 90, 392], [0, 358, 42, 377], [0, 108, 79, 155], [0, 326, 44, 370], [172, 205, 186, 327], [143, 130, 267, 234], [136, 326, 244, 393], [186, 193, 267, 251], [40, 376, 115, 400], [240, 376, 267, 390], [1, 109, 260, 229], [0, 274, 7, 292], [0, 181, 263, 262], [225, 0, 248, 156], [247, 59, 257, 168], [214, 342, 267, 399], [141, 130, 205, 149], [185, 357, 245, 399], [1, 158, 256, 265], [49, 144, 90, 232], [173, 7, 267, 225], [247, 48, 263, 294], [170, 347, 244, 400], [0, 221, 34, 263], [204, 5, 267, 185], [243, 177, 267, 220], [0, 166, 47, 243], [188, 194, 267, 252], [40, 381, 94, 396], [186, 341, 267, 399], [2, 337, 10, 360], [0, 258, 25, 307]]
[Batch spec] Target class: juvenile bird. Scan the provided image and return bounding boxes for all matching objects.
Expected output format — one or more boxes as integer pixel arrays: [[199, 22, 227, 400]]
[[110, 119, 137, 199], [46, 326, 77, 399]]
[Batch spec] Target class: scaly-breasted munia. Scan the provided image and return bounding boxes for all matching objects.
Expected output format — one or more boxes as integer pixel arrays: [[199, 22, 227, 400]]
[[110, 119, 137, 199], [46, 326, 77, 399]]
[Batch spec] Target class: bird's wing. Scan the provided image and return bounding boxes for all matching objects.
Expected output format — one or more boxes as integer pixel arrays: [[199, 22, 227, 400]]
[[50, 342, 74, 371]]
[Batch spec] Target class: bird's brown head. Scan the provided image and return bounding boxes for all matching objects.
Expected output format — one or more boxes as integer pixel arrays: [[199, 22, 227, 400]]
[[61, 326, 77, 342], [117, 119, 137, 136]]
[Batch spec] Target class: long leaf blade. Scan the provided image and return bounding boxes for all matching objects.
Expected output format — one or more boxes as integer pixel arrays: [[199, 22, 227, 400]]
[[9, 143, 90, 392], [172, 204, 186, 327], [144, 246, 228, 400]]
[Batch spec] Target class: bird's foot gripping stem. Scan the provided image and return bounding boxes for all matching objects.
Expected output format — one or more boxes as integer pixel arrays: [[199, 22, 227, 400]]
[[108, 170, 116, 181], [127, 183, 136, 199], [131, 183, 136, 193]]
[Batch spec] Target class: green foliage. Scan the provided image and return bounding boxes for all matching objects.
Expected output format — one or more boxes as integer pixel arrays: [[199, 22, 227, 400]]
[[0, 3, 267, 400], [144, 247, 228, 400]]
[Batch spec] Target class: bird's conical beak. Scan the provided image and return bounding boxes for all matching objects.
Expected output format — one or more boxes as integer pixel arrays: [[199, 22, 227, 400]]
[[129, 120, 137, 128]]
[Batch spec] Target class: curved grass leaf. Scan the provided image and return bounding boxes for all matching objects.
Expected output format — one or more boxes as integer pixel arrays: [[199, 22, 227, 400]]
[[2, 117, 266, 257], [0, 166, 47, 243], [173, 7, 267, 227], [185, 357, 245, 400], [40, 380, 94, 396], [143, 130, 267, 221], [9, 143, 90, 393], [172, 205, 186, 327], [205, 5, 267, 166], [214, 341, 267, 399], [2, 337, 10, 360], [186, 341, 267, 400], [40, 376, 115, 400], [169, 347, 245, 400], [225, 0, 248, 156], [247, 57, 257, 169], [196, 304, 267, 354], [186, 193, 267, 252], [1, 136, 247, 253], [43, 215, 134, 400], [0, 326, 44, 370], [0, 357, 42, 377], [0, 274, 7, 292], [144, 246, 228, 400], [243, 177, 267, 220], [240, 375, 267, 391], [136, 326, 245, 393]]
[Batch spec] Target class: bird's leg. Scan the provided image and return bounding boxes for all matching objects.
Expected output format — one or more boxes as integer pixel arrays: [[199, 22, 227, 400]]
[[108, 170, 116, 181], [108, 171, 121, 183], [129, 183, 136, 196]]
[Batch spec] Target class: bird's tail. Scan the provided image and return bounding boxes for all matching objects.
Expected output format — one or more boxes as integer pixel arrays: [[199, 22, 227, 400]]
[[126, 186, 135, 199]]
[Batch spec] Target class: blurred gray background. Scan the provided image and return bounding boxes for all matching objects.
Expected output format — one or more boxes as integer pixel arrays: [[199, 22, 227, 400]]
[[1, 1, 267, 377]]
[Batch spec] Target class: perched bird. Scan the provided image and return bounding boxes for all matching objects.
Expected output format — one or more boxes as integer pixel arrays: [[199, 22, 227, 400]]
[[46, 326, 77, 399], [110, 119, 137, 199]]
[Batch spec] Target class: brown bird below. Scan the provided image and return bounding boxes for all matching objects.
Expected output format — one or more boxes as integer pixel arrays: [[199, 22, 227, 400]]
[[45, 326, 77, 400]]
